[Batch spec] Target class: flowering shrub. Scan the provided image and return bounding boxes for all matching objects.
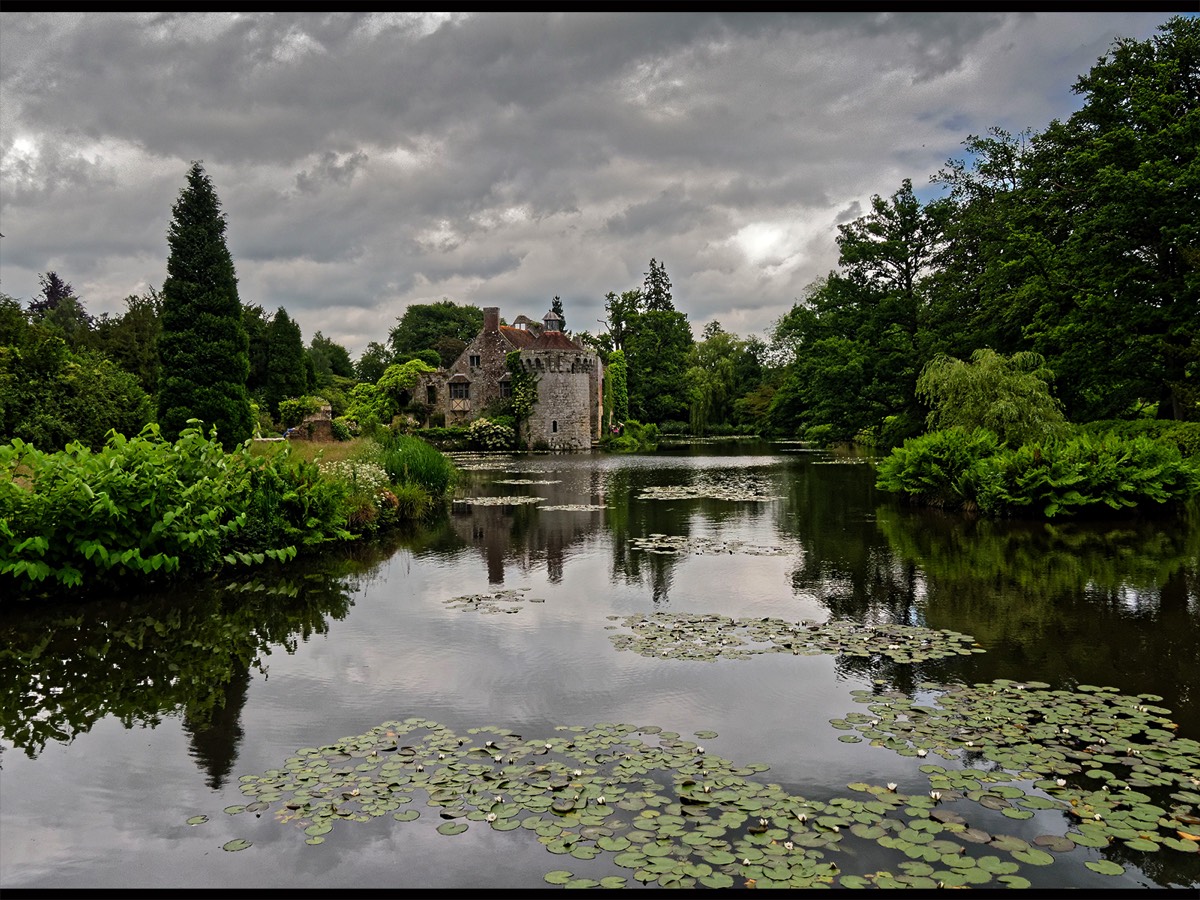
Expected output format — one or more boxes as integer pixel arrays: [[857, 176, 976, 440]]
[[467, 417, 516, 451]]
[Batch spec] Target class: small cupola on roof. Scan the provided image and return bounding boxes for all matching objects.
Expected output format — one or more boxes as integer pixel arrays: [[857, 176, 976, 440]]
[[542, 309, 562, 332]]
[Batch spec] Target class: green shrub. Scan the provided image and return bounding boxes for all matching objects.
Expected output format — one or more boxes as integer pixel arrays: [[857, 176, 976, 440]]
[[467, 417, 516, 451], [379, 433, 457, 497], [976, 433, 1200, 517], [1079, 419, 1200, 460], [876, 427, 1200, 518], [917, 349, 1069, 446], [601, 419, 659, 453], [277, 395, 326, 428], [388, 483, 433, 520], [0, 424, 349, 597], [875, 426, 1001, 510]]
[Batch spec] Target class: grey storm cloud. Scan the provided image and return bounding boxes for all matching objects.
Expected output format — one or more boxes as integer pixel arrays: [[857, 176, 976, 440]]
[[0, 10, 1180, 357]]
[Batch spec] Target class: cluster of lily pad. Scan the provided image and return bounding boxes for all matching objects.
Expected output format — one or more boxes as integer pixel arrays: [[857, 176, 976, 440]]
[[605, 612, 984, 664], [637, 476, 783, 503], [628, 534, 788, 557], [443, 588, 546, 614], [452, 496, 544, 507], [833, 679, 1200, 869], [495, 479, 562, 485], [201, 717, 1129, 888], [538, 504, 610, 512]]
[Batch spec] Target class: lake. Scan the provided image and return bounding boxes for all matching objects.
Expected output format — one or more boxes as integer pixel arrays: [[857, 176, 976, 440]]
[[2, 438, 1198, 890]]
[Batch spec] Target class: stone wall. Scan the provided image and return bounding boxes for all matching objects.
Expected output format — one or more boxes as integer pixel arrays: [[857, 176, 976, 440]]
[[526, 360, 595, 450]]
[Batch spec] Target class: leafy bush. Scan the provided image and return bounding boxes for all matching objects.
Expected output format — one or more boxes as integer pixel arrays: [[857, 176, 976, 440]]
[[379, 433, 457, 497], [876, 427, 1200, 518], [601, 419, 660, 453], [917, 349, 1069, 446], [0, 424, 343, 597], [875, 426, 1001, 510], [467, 417, 516, 451], [277, 395, 326, 428], [1079, 419, 1200, 460], [976, 433, 1200, 517], [0, 319, 153, 452]]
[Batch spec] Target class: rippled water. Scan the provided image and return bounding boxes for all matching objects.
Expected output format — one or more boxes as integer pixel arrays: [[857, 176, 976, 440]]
[[2, 439, 1198, 890]]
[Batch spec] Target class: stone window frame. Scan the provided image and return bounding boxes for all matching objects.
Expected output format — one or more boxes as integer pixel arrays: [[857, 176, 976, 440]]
[[469, 354, 481, 368]]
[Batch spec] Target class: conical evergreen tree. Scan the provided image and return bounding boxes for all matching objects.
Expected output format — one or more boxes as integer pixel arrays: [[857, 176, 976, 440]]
[[156, 162, 253, 446], [265, 306, 308, 418]]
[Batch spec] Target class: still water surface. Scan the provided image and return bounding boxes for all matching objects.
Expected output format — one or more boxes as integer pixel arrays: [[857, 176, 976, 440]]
[[2, 440, 1198, 889]]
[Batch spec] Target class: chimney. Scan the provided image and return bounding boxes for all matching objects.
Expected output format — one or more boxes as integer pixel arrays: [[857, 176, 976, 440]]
[[484, 306, 500, 332]]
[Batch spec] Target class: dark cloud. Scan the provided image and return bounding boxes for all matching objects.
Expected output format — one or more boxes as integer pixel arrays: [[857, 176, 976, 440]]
[[0, 11, 1177, 355]]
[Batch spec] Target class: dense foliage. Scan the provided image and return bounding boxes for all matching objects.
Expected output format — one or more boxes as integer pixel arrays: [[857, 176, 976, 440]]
[[156, 162, 254, 447], [1, 424, 461, 600], [1, 295, 153, 451], [388, 300, 483, 368], [917, 349, 1069, 446], [876, 426, 1200, 518]]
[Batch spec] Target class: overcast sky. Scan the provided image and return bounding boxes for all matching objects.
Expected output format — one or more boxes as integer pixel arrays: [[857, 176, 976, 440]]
[[0, 11, 1187, 359]]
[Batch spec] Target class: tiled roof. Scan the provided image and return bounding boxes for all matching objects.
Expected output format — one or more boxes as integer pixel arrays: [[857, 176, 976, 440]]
[[499, 326, 539, 348], [532, 330, 584, 351]]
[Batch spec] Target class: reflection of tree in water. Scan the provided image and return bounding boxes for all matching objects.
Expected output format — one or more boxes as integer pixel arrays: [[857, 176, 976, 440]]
[[780, 458, 915, 625], [604, 464, 693, 605], [183, 668, 249, 790], [0, 564, 357, 790], [874, 504, 1200, 737]]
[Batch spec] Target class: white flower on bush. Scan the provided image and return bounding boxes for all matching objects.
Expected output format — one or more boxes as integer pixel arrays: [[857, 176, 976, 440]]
[[467, 418, 516, 450], [319, 460, 391, 493]]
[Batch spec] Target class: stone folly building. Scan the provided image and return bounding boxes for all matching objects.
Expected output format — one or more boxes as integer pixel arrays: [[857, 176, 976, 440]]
[[419, 306, 603, 450]]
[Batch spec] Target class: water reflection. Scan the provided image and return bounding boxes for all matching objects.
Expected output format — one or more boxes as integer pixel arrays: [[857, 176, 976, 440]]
[[0, 562, 360, 781], [874, 504, 1200, 736]]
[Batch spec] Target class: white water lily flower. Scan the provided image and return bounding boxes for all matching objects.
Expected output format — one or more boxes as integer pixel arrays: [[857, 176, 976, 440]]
[[887, 783, 898, 792], [784, 841, 794, 851]]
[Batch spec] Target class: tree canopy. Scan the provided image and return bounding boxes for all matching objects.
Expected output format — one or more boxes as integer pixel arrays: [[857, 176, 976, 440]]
[[388, 300, 483, 368]]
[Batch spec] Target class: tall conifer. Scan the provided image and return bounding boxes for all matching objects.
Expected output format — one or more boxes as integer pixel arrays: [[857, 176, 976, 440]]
[[156, 162, 253, 446]]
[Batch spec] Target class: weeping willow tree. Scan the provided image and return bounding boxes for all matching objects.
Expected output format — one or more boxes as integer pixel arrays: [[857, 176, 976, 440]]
[[916, 348, 1068, 445]]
